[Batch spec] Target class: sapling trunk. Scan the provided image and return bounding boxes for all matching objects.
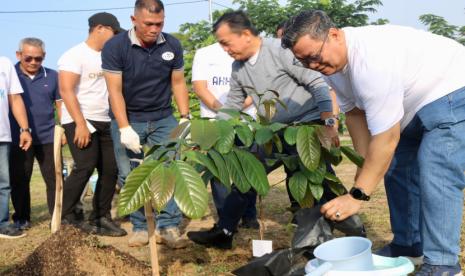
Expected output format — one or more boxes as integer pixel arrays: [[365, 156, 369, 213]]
[[259, 195, 264, 240], [145, 201, 160, 276]]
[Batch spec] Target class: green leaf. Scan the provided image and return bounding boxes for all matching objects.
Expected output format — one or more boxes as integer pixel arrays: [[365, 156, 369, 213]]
[[300, 159, 326, 185], [235, 123, 254, 147], [272, 134, 283, 153], [309, 182, 324, 202], [172, 160, 209, 219], [255, 127, 273, 145], [201, 170, 214, 185], [184, 151, 219, 180], [322, 147, 343, 166], [214, 120, 235, 154], [149, 164, 175, 212], [117, 160, 161, 216], [223, 151, 251, 193], [341, 146, 364, 168], [281, 155, 299, 171], [325, 172, 347, 196], [284, 126, 298, 145], [208, 149, 231, 187], [233, 148, 270, 196], [264, 141, 273, 156], [300, 186, 315, 208], [296, 126, 321, 171], [191, 119, 220, 150], [144, 143, 162, 157], [265, 158, 278, 167], [218, 108, 241, 119], [269, 122, 287, 132], [288, 171, 307, 202], [250, 121, 263, 130]]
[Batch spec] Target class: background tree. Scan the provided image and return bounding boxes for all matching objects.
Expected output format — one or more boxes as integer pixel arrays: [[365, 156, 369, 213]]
[[419, 14, 465, 45], [234, 0, 387, 35]]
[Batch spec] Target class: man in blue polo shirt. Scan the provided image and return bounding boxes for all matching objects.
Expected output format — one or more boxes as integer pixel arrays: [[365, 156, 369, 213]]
[[102, 0, 190, 248], [9, 37, 62, 231]]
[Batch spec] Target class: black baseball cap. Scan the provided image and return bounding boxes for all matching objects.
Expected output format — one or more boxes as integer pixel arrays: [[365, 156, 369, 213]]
[[88, 12, 124, 34]]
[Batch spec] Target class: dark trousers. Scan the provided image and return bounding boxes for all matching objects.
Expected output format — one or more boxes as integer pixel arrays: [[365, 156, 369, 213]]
[[62, 120, 117, 220], [9, 143, 56, 222], [218, 130, 338, 232]]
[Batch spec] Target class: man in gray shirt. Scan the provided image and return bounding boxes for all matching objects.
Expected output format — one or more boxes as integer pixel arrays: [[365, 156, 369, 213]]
[[187, 11, 339, 249]]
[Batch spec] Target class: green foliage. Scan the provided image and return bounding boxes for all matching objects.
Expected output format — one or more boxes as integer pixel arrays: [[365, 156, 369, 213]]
[[234, 0, 386, 35], [420, 14, 465, 45], [288, 171, 307, 202], [296, 125, 321, 171], [172, 160, 209, 219], [341, 145, 364, 168], [117, 160, 161, 216], [234, 148, 270, 196], [191, 119, 220, 150]]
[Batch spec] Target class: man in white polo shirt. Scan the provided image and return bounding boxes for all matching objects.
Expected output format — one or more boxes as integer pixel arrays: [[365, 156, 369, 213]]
[[191, 42, 259, 229], [283, 9, 465, 275], [0, 56, 32, 239]]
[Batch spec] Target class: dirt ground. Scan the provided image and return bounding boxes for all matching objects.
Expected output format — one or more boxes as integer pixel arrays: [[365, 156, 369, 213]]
[[1, 158, 464, 275]]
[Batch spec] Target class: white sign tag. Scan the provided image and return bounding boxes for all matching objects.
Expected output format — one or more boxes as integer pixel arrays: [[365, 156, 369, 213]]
[[252, 240, 273, 257]]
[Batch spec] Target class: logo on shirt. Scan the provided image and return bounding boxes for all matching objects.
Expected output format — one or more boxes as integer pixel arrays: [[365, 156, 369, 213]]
[[0, 89, 5, 100], [162, 52, 175, 61], [212, 76, 230, 86]]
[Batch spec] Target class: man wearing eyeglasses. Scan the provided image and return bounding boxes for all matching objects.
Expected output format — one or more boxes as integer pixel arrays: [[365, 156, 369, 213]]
[[283, 10, 465, 275], [58, 12, 126, 237], [8, 38, 61, 231]]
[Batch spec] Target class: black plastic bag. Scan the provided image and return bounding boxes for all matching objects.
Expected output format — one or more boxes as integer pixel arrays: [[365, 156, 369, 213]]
[[233, 206, 366, 276]]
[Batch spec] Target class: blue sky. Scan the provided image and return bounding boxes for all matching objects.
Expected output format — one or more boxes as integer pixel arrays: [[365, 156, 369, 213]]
[[1, 0, 464, 70]]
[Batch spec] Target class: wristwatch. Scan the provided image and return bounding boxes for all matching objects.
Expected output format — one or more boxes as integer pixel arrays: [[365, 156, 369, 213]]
[[349, 187, 370, 201], [324, 117, 338, 127], [20, 127, 32, 133], [180, 113, 192, 119]]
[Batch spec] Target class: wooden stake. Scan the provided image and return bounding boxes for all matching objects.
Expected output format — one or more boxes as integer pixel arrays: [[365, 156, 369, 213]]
[[259, 195, 264, 240], [51, 125, 65, 233], [145, 200, 160, 276]]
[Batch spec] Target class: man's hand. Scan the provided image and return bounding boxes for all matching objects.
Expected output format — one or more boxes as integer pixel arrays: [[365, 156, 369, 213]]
[[320, 194, 362, 221], [74, 123, 91, 149], [19, 132, 32, 151], [61, 134, 68, 146], [324, 125, 340, 147], [179, 118, 189, 125], [120, 126, 141, 154]]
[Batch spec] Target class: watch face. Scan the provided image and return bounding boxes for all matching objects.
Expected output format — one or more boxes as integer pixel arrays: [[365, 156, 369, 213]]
[[352, 188, 363, 199], [325, 118, 336, 126]]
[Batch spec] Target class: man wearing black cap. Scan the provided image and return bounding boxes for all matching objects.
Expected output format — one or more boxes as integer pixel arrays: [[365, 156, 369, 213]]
[[57, 12, 126, 236]]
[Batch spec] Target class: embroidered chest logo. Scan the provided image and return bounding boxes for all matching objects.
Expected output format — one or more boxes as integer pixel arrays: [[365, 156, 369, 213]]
[[162, 52, 175, 61]]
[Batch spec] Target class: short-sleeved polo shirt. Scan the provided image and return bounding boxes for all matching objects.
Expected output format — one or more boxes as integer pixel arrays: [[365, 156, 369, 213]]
[[10, 63, 60, 145], [102, 28, 184, 122]]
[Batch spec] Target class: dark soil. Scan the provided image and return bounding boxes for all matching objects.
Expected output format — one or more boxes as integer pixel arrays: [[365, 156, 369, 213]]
[[2, 225, 151, 276]]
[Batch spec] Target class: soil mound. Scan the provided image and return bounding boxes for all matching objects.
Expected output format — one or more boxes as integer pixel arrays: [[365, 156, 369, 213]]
[[3, 225, 150, 276]]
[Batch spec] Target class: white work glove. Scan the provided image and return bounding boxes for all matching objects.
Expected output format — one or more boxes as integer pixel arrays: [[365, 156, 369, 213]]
[[120, 126, 141, 154], [179, 118, 189, 125]]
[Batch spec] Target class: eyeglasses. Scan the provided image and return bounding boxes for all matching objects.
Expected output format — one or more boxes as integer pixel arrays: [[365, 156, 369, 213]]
[[23, 56, 44, 63], [295, 34, 328, 66]]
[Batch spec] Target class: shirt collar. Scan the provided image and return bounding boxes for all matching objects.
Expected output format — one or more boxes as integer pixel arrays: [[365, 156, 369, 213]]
[[15, 62, 44, 79], [128, 27, 166, 47]]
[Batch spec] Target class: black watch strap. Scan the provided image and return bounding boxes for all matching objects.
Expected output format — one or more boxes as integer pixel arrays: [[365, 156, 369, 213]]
[[349, 187, 370, 201]]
